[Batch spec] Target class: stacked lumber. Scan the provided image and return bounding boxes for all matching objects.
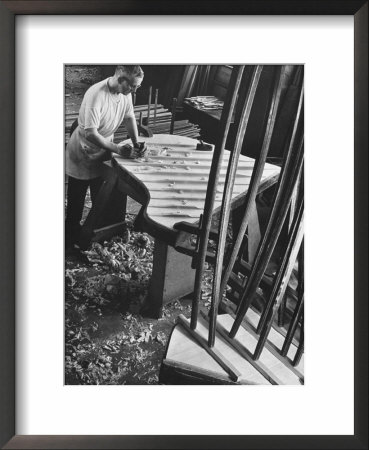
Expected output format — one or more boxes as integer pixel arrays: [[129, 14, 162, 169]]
[[184, 95, 224, 110], [65, 103, 201, 145]]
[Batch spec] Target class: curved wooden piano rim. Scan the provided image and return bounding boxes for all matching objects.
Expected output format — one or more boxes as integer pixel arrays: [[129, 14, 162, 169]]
[[111, 134, 280, 246]]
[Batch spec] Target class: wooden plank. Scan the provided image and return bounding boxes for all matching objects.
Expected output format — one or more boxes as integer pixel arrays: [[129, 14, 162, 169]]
[[140, 191, 221, 200], [129, 175, 253, 184], [164, 323, 270, 384], [147, 208, 201, 218], [293, 315, 304, 367], [210, 69, 264, 341], [246, 200, 262, 264], [212, 313, 302, 384], [255, 200, 304, 359], [177, 315, 242, 382], [229, 89, 304, 339], [199, 311, 282, 384], [220, 300, 304, 380], [160, 358, 249, 385], [281, 294, 304, 358], [111, 135, 279, 233], [149, 215, 198, 230], [218, 66, 284, 313], [190, 66, 245, 328], [281, 240, 304, 355], [127, 169, 259, 178], [124, 164, 275, 173], [142, 182, 252, 192]]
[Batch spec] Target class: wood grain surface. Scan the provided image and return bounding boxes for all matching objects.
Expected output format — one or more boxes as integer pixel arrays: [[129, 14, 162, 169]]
[[113, 134, 280, 230]]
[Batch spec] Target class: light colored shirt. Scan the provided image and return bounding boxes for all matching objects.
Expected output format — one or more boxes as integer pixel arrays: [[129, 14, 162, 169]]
[[66, 77, 135, 179]]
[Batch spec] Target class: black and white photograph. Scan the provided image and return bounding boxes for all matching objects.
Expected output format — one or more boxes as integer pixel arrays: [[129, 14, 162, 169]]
[[1, 1, 366, 445], [64, 64, 304, 385]]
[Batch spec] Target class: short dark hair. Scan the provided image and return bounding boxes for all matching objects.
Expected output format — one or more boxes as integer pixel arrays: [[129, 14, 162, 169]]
[[115, 65, 144, 79]]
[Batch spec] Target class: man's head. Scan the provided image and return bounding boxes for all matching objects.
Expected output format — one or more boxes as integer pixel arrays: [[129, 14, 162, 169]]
[[115, 65, 144, 95]]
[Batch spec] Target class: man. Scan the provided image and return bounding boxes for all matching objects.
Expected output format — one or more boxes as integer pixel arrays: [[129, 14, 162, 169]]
[[65, 65, 147, 257]]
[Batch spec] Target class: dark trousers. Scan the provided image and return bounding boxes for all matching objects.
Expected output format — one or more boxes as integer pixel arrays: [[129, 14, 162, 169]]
[[65, 176, 103, 248]]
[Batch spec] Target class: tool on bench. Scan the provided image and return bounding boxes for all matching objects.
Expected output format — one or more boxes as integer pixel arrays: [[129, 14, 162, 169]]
[[117, 141, 146, 159], [196, 139, 213, 151], [133, 141, 147, 156]]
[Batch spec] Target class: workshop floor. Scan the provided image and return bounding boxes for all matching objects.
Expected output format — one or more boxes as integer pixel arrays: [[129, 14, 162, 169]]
[[65, 197, 213, 385], [64, 190, 287, 385]]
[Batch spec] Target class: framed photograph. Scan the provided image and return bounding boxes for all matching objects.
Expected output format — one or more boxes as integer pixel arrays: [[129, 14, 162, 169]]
[[1, 1, 367, 448]]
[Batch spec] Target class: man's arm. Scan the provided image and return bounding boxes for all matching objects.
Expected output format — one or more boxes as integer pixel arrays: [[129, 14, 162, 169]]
[[83, 128, 142, 161], [124, 115, 139, 146], [85, 128, 120, 156]]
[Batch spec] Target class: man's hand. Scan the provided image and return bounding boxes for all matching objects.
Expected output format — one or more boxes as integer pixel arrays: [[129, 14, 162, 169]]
[[117, 142, 148, 159], [116, 144, 136, 159], [134, 141, 148, 158]]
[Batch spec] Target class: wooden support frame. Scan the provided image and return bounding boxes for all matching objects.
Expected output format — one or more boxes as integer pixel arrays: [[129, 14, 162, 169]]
[[177, 314, 241, 382], [170, 67, 306, 380], [159, 358, 247, 385], [208, 65, 263, 346], [229, 135, 304, 339], [190, 65, 244, 330], [217, 66, 285, 320], [293, 314, 305, 367], [281, 240, 304, 356], [228, 88, 304, 339], [219, 301, 304, 381], [257, 197, 304, 334], [199, 311, 283, 384], [281, 294, 304, 358], [253, 201, 304, 360], [141, 239, 196, 318]]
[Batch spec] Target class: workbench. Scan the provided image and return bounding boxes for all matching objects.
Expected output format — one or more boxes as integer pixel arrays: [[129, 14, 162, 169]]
[[81, 134, 280, 318]]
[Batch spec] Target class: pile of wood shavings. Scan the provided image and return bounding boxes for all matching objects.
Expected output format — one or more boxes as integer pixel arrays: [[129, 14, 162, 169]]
[[65, 220, 213, 385]]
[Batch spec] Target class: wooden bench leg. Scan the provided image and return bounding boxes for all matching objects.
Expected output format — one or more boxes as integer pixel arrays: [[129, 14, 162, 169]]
[[141, 239, 196, 318], [232, 199, 261, 265], [247, 200, 261, 264]]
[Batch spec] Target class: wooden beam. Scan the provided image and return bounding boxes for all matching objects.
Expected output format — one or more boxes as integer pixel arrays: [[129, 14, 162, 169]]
[[208, 66, 264, 347], [190, 65, 244, 330], [200, 311, 282, 385], [177, 314, 241, 382]]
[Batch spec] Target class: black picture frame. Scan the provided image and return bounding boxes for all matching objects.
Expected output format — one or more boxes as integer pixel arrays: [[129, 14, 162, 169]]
[[0, 1, 367, 449]]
